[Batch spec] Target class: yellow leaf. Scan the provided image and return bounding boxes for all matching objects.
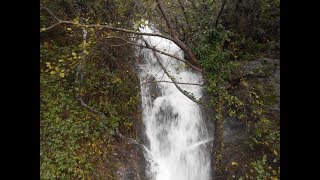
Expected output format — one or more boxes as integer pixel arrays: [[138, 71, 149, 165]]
[[59, 72, 65, 78], [231, 162, 238, 166], [111, 77, 122, 84], [50, 71, 56, 75], [72, 52, 77, 57], [45, 62, 51, 68], [273, 150, 278, 156], [66, 28, 72, 31]]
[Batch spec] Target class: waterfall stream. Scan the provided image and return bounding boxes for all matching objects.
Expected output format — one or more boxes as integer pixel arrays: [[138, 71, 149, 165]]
[[137, 25, 212, 180]]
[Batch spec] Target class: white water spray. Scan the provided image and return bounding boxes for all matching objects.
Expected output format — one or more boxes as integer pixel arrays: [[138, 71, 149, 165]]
[[137, 24, 212, 180]]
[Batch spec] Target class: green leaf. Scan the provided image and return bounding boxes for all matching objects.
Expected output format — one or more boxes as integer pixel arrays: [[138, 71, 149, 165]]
[[73, 16, 80, 24]]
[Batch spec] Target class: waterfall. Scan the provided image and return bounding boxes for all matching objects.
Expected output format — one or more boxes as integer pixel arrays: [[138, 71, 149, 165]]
[[137, 24, 212, 180]]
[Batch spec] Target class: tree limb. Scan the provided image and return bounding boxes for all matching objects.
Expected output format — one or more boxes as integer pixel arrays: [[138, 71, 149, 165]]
[[215, 0, 228, 29], [103, 36, 203, 72], [156, 0, 199, 67], [78, 96, 107, 119], [140, 80, 204, 86], [40, 7, 177, 44], [178, 0, 193, 33], [143, 40, 205, 106], [40, 21, 63, 32], [41, 6, 202, 71], [40, 6, 60, 22]]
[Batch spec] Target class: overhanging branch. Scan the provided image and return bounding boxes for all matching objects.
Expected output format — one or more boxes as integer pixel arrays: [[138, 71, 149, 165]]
[[140, 80, 204, 86], [104, 36, 203, 72], [40, 6, 201, 70], [143, 40, 206, 106], [40, 7, 176, 43]]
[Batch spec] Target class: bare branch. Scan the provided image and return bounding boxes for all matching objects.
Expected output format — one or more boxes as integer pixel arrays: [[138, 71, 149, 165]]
[[136, 43, 203, 72], [40, 6, 60, 22], [178, 0, 193, 33], [103, 36, 203, 72], [156, 0, 178, 38], [78, 96, 107, 119], [156, 0, 199, 67], [41, 6, 202, 71], [215, 0, 228, 29], [40, 9, 176, 43], [189, 0, 198, 10], [106, 42, 131, 47], [40, 21, 63, 32], [140, 80, 204, 86], [144, 40, 205, 106]]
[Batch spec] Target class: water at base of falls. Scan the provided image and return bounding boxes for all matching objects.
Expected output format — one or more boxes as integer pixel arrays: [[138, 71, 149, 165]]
[[137, 25, 212, 180]]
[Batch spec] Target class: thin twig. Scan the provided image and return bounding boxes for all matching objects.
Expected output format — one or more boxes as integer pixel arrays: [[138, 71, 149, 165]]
[[140, 80, 204, 86]]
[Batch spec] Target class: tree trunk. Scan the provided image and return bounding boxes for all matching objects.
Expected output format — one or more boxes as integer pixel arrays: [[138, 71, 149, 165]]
[[215, 0, 228, 29], [156, 0, 199, 67]]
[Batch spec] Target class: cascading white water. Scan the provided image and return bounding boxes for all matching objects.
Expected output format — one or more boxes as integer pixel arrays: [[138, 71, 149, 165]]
[[137, 24, 212, 180]]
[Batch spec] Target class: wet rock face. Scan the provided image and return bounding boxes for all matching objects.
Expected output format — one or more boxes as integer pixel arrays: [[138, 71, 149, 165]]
[[243, 58, 280, 110], [223, 117, 248, 141], [116, 145, 147, 180], [235, 58, 280, 112], [115, 119, 149, 180], [242, 58, 279, 77], [218, 58, 280, 178], [117, 51, 157, 180], [148, 76, 163, 103]]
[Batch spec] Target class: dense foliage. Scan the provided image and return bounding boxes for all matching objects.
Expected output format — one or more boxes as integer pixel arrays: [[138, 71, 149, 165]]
[[184, 0, 280, 178], [40, 37, 141, 179], [40, 1, 141, 178]]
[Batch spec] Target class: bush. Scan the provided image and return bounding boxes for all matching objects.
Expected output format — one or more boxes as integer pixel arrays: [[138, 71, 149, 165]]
[[40, 31, 140, 178]]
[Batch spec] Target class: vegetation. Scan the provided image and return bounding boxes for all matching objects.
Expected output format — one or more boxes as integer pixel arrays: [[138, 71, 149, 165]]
[[40, 1, 141, 178], [40, 0, 279, 179]]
